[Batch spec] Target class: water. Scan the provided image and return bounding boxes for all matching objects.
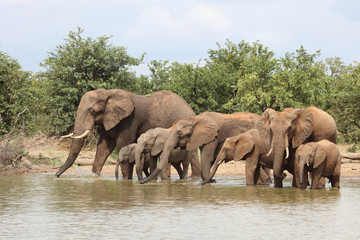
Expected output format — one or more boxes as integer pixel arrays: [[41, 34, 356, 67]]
[[0, 173, 359, 240]]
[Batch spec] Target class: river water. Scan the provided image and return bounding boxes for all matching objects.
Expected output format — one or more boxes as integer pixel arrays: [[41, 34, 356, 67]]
[[0, 172, 359, 240]]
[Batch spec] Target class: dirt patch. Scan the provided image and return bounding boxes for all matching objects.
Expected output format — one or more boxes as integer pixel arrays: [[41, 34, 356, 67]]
[[1, 134, 360, 178]]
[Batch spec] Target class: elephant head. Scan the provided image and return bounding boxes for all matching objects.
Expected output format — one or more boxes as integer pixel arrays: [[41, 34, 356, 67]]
[[296, 142, 326, 185], [257, 108, 314, 186], [115, 143, 137, 180], [140, 115, 219, 184], [134, 127, 170, 180], [56, 89, 135, 177], [202, 131, 255, 184]]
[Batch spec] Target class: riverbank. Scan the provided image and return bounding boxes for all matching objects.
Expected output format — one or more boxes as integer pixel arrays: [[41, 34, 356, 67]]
[[1, 134, 360, 178]]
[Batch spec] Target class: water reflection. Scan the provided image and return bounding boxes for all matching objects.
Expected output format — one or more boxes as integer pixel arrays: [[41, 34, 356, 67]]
[[0, 174, 359, 239]]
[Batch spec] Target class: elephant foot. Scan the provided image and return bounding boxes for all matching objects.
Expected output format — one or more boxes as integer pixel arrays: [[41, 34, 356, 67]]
[[201, 178, 216, 185]]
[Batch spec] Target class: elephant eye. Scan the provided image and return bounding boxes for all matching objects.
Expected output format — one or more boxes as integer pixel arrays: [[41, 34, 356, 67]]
[[177, 130, 181, 135]]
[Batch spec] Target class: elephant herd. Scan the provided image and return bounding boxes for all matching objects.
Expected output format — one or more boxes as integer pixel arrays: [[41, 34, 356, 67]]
[[57, 89, 341, 189]]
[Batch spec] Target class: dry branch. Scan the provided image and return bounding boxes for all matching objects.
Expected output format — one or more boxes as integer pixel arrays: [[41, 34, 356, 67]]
[[341, 152, 360, 160]]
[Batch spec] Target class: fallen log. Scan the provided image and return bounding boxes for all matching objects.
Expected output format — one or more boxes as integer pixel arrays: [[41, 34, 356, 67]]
[[341, 152, 360, 160]]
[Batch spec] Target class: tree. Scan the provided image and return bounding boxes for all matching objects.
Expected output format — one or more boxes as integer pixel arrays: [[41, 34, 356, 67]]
[[39, 28, 145, 133], [329, 61, 360, 143], [0, 50, 31, 135], [213, 40, 279, 113]]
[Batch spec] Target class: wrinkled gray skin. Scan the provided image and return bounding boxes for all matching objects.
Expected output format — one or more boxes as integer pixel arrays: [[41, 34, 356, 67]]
[[203, 129, 273, 185], [257, 107, 337, 188], [115, 143, 156, 180], [141, 112, 261, 184], [56, 89, 200, 178], [134, 127, 190, 181], [295, 140, 341, 189]]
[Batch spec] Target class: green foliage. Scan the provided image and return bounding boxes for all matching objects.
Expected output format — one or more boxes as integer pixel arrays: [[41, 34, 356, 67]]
[[1, 32, 360, 146], [39, 28, 145, 133], [328, 61, 360, 143], [0, 50, 32, 135]]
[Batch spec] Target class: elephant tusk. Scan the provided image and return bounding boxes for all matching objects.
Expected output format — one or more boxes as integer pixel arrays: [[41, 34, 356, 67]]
[[285, 146, 289, 159], [266, 147, 273, 157], [71, 130, 90, 139], [60, 133, 73, 139]]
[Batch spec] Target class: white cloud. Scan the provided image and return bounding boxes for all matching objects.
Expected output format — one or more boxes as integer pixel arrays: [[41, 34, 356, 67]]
[[124, 6, 188, 42], [186, 5, 232, 31]]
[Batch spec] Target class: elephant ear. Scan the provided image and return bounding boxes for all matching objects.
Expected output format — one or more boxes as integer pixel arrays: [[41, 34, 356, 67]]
[[234, 133, 255, 161], [128, 144, 136, 163], [313, 145, 326, 169], [103, 90, 135, 131], [151, 130, 169, 156], [292, 109, 314, 148], [256, 108, 277, 145], [187, 116, 219, 151]]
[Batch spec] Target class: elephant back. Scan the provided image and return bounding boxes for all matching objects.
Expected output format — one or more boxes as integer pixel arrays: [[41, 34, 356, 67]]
[[147, 91, 195, 128], [306, 107, 337, 143]]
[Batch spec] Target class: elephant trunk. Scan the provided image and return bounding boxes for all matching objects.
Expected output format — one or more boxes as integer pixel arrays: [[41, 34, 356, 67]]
[[115, 159, 121, 180], [56, 118, 94, 178], [140, 130, 178, 184], [299, 164, 304, 185], [298, 156, 307, 185], [56, 137, 85, 178], [272, 138, 288, 187], [202, 154, 224, 185], [134, 143, 146, 180]]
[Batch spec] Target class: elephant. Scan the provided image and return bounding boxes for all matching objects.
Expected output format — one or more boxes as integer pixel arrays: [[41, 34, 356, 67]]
[[202, 129, 273, 185], [134, 127, 191, 180], [115, 143, 156, 180], [140, 111, 261, 184], [295, 140, 341, 189], [55, 89, 201, 178], [256, 106, 337, 188]]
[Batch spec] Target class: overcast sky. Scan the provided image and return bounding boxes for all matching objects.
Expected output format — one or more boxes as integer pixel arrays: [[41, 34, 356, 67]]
[[0, 0, 359, 74]]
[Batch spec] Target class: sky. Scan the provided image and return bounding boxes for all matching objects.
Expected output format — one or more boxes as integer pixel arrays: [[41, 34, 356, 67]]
[[0, 0, 359, 75]]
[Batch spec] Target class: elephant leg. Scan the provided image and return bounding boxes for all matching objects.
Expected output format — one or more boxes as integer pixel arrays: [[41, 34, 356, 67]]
[[245, 158, 257, 185], [310, 172, 322, 189], [171, 162, 184, 179], [330, 174, 340, 188], [259, 166, 272, 185], [160, 162, 172, 180], [149, 156, 157, 174], [200, 140, 218, 181], [121, 162, 134, 179], [300, 171, 308, 189], [143, 161, 150, 177], [331, 162, 341, 188], [189, 149, 201, 178], [181, 155, 190, 179], [92, 135, 116, 175], [318, 177, 326, 188], [288, 152, 300, 187]]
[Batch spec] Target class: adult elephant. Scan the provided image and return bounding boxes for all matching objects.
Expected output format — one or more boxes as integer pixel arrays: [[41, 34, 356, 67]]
[[256, 106, 337, 188], [140, 111, 261, 184], [202, 129, 273, 185], [134, 127, 191, 180], [56, 89, 200, 178]]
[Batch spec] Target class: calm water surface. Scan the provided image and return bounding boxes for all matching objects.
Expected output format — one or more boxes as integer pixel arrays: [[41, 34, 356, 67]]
[[0, 171, 359, 240]]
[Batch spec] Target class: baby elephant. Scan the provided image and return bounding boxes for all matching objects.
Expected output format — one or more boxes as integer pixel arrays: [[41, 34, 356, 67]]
[[115, 143, 156, 180], [296, 140, 341, 189]]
